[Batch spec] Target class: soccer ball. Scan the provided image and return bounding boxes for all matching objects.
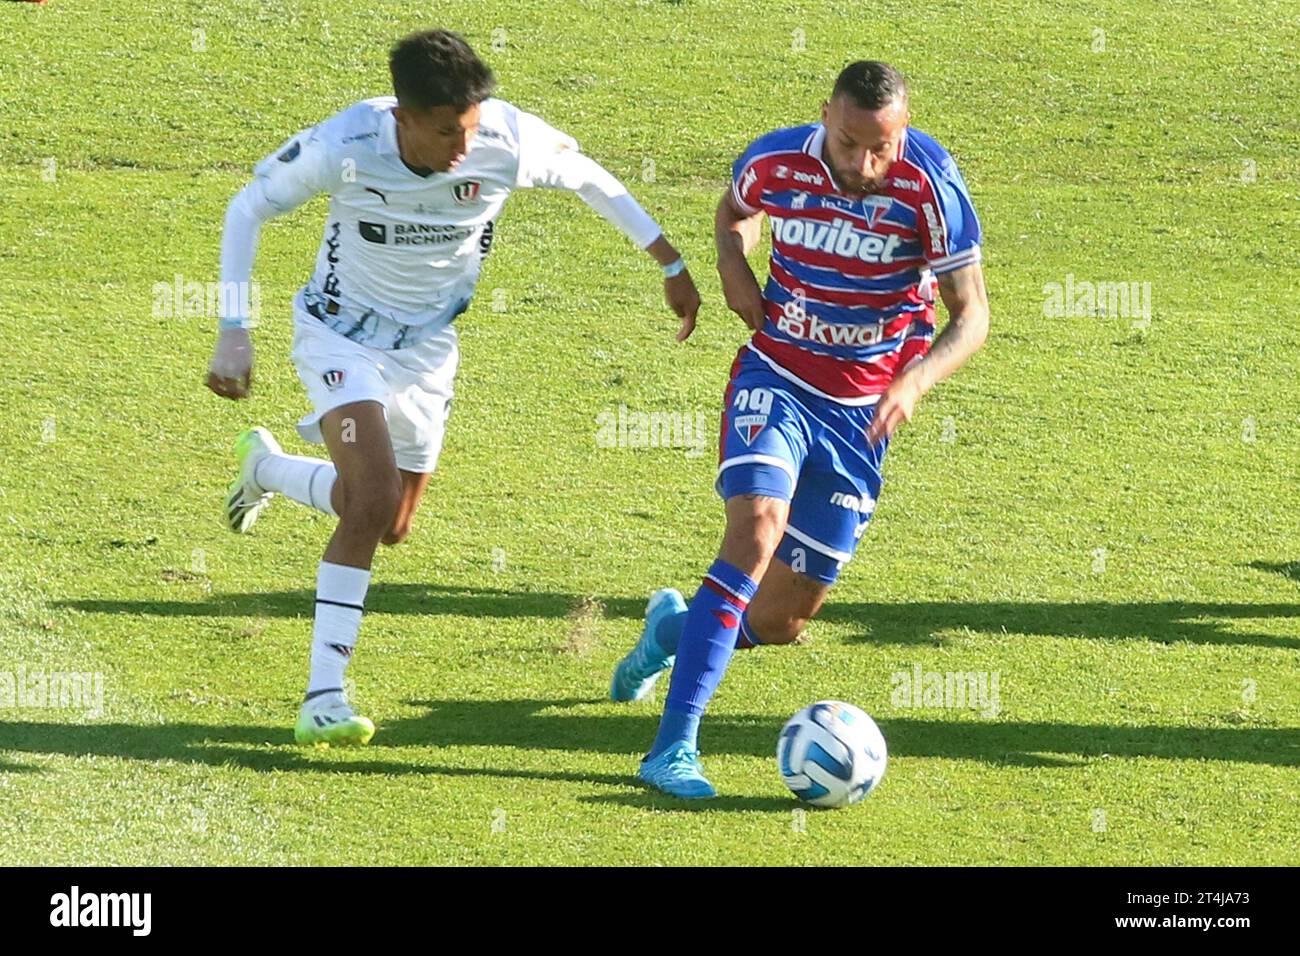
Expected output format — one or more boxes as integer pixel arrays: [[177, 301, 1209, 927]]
[[777, 701, 887, 808]]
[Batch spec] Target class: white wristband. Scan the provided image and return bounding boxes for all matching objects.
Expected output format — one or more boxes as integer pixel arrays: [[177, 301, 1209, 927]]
[[662, 258, 686, 278]]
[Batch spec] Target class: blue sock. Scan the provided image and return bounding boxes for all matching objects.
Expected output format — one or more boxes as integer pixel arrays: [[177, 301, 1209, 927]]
[[735, 611, 764, 649], [647, 559, 758, 760], [655, 605, 761, 655]]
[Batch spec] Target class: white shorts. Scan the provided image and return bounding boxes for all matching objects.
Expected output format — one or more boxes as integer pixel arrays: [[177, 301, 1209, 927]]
[[289, 304, 459, 474]]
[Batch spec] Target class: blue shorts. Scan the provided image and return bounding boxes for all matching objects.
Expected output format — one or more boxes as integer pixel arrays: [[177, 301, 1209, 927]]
[[716, 348, 887, 584]]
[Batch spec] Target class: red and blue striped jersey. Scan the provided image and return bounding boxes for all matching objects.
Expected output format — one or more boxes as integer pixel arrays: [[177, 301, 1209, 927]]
[[730, 123, 982, 403]]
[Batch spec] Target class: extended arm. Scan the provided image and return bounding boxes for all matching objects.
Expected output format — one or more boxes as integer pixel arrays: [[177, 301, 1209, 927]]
[[865, 261, 989, 445], [518, 113, 700, 340], [207, 181, 292, 399], [536, 148, 701, 340], [207, 129, 331, 400]]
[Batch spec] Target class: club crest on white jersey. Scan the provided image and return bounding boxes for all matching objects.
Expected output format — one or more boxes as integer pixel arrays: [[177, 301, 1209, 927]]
[[250, 97, 581, 331]]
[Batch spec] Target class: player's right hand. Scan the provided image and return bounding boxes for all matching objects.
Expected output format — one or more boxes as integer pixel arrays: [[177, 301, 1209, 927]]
[[206, 327, 254, 400], [717, 256, 765, 331]]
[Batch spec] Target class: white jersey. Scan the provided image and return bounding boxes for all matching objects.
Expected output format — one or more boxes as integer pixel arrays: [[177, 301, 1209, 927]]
[[220, 97, 663, 329]]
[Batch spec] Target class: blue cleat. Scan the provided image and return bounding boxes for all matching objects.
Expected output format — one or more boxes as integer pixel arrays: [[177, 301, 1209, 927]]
[[638, 743, 717, 799], [610, 588, 686, 702]]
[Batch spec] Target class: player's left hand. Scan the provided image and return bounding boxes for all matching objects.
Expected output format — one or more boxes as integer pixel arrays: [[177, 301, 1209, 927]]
[[866, 373, 925, 447], [664, 270, 701, 341]]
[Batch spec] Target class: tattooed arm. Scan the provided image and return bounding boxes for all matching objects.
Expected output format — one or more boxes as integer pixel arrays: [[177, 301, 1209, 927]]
[[866, 262, 989, 445]]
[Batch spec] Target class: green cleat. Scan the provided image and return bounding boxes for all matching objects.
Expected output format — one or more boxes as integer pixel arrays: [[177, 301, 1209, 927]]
[[294, 690, 375, 747], [225, 426, 280, 534]]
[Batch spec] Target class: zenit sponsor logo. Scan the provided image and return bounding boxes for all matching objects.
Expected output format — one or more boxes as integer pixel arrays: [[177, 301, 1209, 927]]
[[770, 216, 903, 264], [773, 165, 826, 186]]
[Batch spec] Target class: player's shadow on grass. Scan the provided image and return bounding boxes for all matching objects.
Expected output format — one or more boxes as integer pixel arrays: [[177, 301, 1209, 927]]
[[823, 600, 1300, 650], [54, 583, 1300, 649], [1247, 560, 1300, 585], [2, 699, 1294, 793], [0, 716, 644, 789], [387, 698, 1300, 769], [53, 584, 646, 625]]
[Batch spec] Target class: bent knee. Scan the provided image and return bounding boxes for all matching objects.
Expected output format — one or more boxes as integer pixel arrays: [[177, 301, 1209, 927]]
[[380, 519, 413, 546], [337, 478, 403, 535], [720, 502, 789, 570], [721, 529, 779, 568]]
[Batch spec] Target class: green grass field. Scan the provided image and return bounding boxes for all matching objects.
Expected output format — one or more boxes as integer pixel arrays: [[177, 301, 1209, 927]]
[[1, 0, 1297, 865]]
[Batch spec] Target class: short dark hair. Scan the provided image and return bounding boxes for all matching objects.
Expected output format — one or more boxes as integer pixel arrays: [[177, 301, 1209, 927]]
[[389, 29, 496, 112], [832, 60, 908, 110]]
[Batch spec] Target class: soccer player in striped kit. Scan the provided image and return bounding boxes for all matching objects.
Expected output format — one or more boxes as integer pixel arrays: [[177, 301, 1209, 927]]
[[611, 61, 989, 797], [206, 30, 699, 745]]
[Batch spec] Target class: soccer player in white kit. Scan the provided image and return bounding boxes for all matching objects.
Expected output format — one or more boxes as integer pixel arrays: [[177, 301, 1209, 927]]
[[205, 30, 701, 746]]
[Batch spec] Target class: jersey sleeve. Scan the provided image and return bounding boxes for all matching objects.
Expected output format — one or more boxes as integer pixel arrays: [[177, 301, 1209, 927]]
[[513, 109, 582, 189], [216, 125, 335, 325], [916, 156, 982, 275], [729, 136, 770, 215], [511, 108, 662, 248], [249, 124, 336, 213]]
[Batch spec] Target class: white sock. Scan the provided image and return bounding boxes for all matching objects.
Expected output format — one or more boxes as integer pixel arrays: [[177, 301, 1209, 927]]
[[254, 451, 337, 517], [307, 561, 371, 696]]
